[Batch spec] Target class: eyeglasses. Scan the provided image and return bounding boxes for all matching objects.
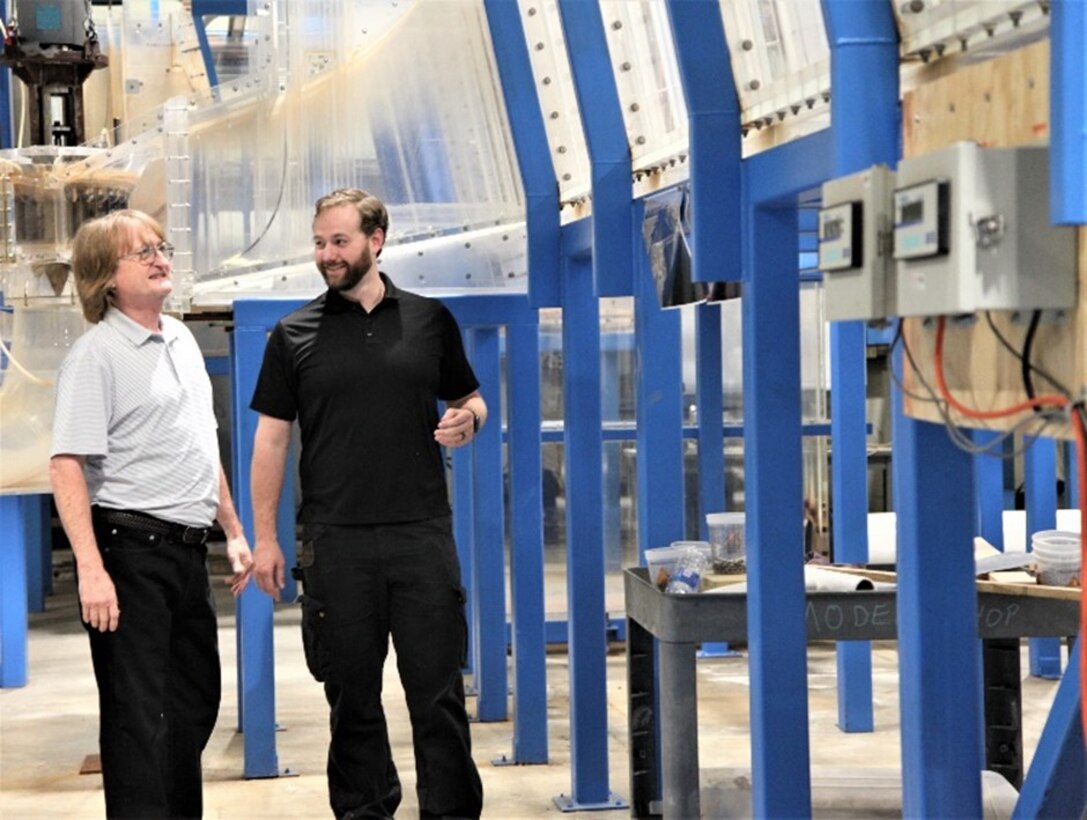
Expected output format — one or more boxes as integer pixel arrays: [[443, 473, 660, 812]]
[[120, 242, 175, 265]]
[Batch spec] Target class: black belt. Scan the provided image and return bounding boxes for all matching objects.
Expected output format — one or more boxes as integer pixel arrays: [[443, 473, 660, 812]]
[[95, 507, 211, 546]]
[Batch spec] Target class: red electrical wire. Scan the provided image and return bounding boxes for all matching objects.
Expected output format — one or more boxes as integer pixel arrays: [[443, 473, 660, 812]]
[[932, 316, 1087, 739]]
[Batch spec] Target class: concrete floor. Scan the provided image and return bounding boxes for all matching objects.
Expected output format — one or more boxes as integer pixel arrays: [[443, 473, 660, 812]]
[[0, 551, 1061, 819]]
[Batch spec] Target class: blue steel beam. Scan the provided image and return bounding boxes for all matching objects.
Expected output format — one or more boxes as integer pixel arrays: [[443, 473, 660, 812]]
[[483, 0, 562, 308], [1024, 438, 1061, 679], [0, 0, 11, 148], [1050, 0, 1087, 224], [741, 201, 813, 818], [821, 0, 899, 736], [633, 201, 685, 554], [504, 317, 548, 763], [1014, 637, 1086, 817], [189, 0, 248, 92], [556, 0, 632, 298], [893, 410, 982, 817], [553, 251, 622, 811], [467, 329, 509, 723], [694, 302, 725, 530], [664, 0, 742, 283], [0, 496, 28, 687]]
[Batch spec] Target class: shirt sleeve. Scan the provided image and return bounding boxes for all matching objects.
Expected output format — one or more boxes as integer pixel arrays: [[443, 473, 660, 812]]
[[51, 337, 111, 457], [436, 305, 480, 402], [249, 323, 298, 421]]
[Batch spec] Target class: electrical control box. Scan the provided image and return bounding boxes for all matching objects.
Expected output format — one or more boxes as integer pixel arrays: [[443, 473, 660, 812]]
[[819, 164, 895, 322], [893, 142, 1077, 317]]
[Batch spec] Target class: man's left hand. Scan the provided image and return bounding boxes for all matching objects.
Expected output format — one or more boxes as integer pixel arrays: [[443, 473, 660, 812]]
[[434, 407, 475, 448]]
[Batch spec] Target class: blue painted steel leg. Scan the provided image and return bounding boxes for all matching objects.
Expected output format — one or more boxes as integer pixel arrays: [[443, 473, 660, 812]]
[[1024, 437, 1061, 679], [822, 0, 899, 738], [894, 414, 982, 817], [453, 399, 475, 686], [24, 495, 50, 614], [602, 351, 622, 574], [973, 431, 1006, 548], [553, 253, 625, 812], [694, 303, 725, 528], [0, 495, 28, 687], [468, 328, 508, 723], [230, 305, 281, 778], [1013, 636, 1086, 818], [1050, 0, 1087, 225], [742, 204, 812, 818], [503, 318, 548, 764], [830, 321, 874, 733], [633, 236, 685, 553]]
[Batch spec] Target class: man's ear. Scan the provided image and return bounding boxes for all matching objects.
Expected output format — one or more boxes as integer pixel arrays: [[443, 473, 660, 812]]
[[371, 227, 386, 256]]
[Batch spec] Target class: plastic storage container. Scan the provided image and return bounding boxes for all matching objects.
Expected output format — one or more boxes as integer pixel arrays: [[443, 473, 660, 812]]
[[706, 511, 746, 574], [644, 545, 685, 589], [665, 545, 710, 595], [1031, 530, 1081, 587]]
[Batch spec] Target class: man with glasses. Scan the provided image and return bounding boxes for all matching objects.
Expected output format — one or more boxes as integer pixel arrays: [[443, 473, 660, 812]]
[[49, 209, 253, 818]]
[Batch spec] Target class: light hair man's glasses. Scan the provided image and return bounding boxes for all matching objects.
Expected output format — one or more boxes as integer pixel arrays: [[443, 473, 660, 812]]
[[121, 242, 175, 265]]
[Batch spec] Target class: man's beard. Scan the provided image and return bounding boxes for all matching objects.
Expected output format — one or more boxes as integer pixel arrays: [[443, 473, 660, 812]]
[[320, 252, 371, 292]]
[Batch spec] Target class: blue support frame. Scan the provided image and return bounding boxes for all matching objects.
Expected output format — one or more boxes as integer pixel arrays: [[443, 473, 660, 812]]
[[1050, 0, 1087, 224], [483, 0, 562, 309], [0, 0, 11, 149], [822, 0, 899, 737], [633, 203, 685, 554], [694, 303, 725, 528], [0, 495, 30, 687], [557, 0, 632, 299], [553, 250, 623, 812], [504, 317, 548, 764], [893, 413, 983, 817], [466, 328, 508, 723], [189, 0, 248, 93], [1024, 437, 1062, 679], [664, 0, 741, 284]]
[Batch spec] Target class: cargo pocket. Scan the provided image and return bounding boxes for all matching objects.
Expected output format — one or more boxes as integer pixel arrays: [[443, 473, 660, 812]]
[[299, 594, 332, 682]]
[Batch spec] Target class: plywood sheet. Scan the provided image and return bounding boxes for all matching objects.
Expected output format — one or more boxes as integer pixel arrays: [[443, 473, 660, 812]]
[[900, 40, 1085, 438]]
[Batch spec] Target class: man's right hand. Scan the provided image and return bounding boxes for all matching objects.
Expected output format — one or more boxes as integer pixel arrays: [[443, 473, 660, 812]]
[[253, 538, 286, 601], [79, 568, 120, 632]]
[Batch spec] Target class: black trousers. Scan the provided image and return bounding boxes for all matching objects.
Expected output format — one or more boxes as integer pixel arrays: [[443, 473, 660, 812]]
[[84, 516, 221, 819], [299, 516, 483, 820]]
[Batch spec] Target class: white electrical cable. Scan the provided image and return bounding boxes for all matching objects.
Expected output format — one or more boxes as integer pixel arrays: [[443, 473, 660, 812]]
[[0, 335, 52, 386]]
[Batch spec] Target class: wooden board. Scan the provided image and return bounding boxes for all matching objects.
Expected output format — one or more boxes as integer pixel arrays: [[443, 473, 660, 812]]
[[900, 40, 1086, 438], [822, 564, 1082, 602]]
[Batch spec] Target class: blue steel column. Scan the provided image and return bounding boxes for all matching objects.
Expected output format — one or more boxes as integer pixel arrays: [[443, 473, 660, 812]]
[[0, 0, 11, 149], [553, 250, 622, 811], [1024, 437, 1061, 678], [694, 304, 725, 528], [557, 0, 632, 298], [1013, 636, 1086, 817], [483, 0, 562, 309], [664, 0, 741, 285], [973, 431, 1006, 548], [0, 496, 28, 687], [822, 0, 899, 735], [505, 315, 548, 763], [893, 410, 982, 817], [230, 302, 281, 779], [633, 206, 685, 554], [1050, 0, 1087, 225], [742, 201, 812, 818], [467, 327, 508, 722]]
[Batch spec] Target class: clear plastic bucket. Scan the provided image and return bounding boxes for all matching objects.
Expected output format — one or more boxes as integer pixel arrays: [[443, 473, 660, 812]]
[[1031, 530, 1081, 587], [644, 546, 685, 589], [706, 511, 746, 574]]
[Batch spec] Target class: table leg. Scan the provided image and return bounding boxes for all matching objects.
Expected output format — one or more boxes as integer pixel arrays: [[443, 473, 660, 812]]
[[659, 640, 699, 819]]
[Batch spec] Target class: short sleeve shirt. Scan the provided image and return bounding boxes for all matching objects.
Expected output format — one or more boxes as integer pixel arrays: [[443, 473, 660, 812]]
[[250, 274, 479, 525], [51, 309, 220, 527]]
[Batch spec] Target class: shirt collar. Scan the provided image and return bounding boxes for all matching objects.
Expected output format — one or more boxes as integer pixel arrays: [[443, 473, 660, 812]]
[[324, 271, 400, 313], [103, 307, 179, 345]]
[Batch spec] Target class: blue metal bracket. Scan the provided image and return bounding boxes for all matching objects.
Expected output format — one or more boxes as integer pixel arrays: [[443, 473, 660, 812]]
[[189, 0, 248, 94]]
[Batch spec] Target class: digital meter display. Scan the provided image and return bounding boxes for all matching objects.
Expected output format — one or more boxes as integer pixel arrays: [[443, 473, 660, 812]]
[[818, 202, 862, 272], [893, 180, 949, 260]]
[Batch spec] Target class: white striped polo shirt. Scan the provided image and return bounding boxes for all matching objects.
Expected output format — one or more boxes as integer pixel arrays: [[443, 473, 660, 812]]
[[51, 308, 220, 527]]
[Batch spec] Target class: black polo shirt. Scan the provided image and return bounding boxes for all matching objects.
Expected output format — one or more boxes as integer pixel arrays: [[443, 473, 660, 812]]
[[251, 274, 479, 525]]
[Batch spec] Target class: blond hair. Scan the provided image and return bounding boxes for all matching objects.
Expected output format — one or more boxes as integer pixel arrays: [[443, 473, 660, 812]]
[[70, 210, 165, 323]]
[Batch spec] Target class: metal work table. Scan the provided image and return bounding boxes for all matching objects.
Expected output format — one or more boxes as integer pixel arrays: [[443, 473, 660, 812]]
[[623, 567, 1080, 819]]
